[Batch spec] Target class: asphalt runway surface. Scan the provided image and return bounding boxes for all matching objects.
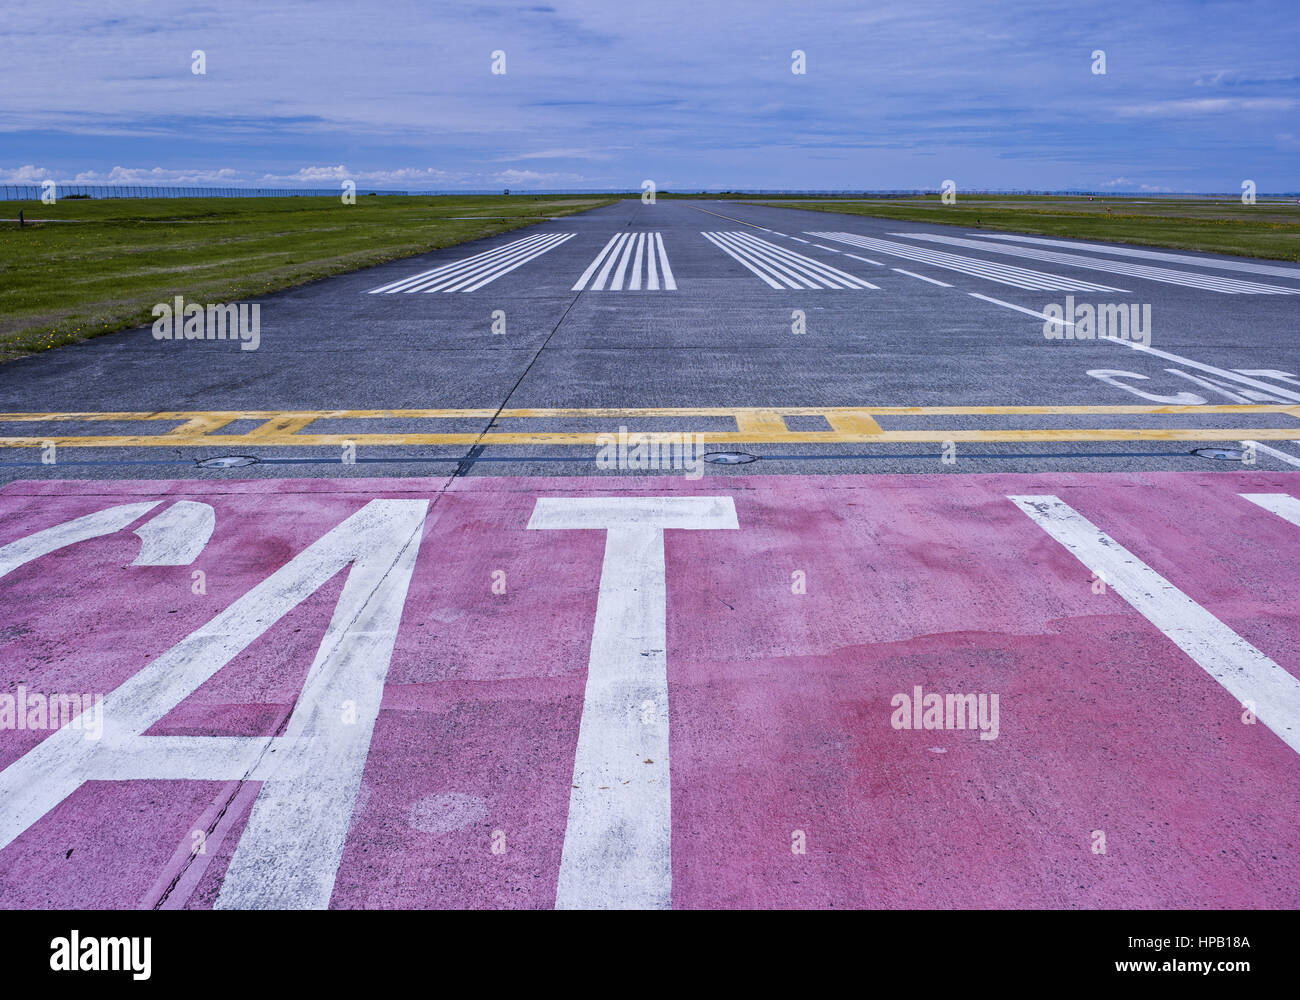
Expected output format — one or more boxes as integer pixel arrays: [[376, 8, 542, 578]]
[[3, 198, 1300, 479], [1, 199, 1298, 909]]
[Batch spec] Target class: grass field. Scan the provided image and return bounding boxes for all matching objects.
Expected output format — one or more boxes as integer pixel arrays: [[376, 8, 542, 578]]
[[751, 194, 1300, 262], [0, 194, 614, 362]]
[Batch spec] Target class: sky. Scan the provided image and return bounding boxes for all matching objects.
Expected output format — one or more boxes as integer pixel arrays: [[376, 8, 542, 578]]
[[1, 0, 1297, 192]]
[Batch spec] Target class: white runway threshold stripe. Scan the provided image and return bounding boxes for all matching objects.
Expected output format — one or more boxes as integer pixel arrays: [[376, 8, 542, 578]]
[[895, 232, 1300, 295], [1240, 492, 1300, 526], [808, 232, 1125, 292], [368, 233, 574, 293], [529, 496, 739, 909], [1010, 494, 1300, 756], [573, 232, 676, 291], [702, 232, 878, 290], [973, 232, 1300, 281]]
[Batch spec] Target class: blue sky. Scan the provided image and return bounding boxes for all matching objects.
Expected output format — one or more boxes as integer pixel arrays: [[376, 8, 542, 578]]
[[2, 0, 1297, 191]]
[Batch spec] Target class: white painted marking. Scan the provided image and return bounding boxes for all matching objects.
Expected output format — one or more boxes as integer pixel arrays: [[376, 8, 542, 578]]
[[529, 496, 738, 909], [454, 234, 574, 292], [1010, 494, 1300, 755], [810, 231, 1123, 291], [892, 268, 952, 288], [975, 232, 1300, 280], [702, 232, 783, 288], [131, 501, 215, 566], [0, 502, 160, 579], [370, 233, 573, 293], [0, 499, 429, 910], [576, 233, 674, 291], [609, 232, 637, 290], [647, 233, 660, 290], [703, 232, 875, 290], [572, 234, 622, 291], [843, 253, 883, 266], [1240, 492, 1300, 523], [1111, 341, 1300, 403], [369, 233, 554, 293], [629, 233, 645, 291], [897, 231, 1300, 294], [1243, 444, 1300, 469], [731, 232, 876, 288], [970, 292, 1074, 324], [655, 233, 676, 290]]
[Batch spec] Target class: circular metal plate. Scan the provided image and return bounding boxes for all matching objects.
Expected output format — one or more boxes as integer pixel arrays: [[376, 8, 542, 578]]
[[196, 455, 259, 469], [702, 451, 759, 465], [1192, 448, 1244, 462]]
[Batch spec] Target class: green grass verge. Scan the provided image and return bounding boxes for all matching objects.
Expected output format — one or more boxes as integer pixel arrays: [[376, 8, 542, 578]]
[[747, 195, 1300, 262], [0, 194, 615, 363]]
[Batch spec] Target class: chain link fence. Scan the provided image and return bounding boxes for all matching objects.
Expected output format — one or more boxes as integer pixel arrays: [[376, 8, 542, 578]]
[[0, 185, 408, 200]]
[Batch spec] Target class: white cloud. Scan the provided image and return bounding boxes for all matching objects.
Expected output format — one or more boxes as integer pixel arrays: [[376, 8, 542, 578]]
[[0, 164, 52, 181], [1117, 97, 1299, 116]]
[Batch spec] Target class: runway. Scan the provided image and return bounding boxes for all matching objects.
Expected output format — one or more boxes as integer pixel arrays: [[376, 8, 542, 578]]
[[1, 199, 1298, 909]]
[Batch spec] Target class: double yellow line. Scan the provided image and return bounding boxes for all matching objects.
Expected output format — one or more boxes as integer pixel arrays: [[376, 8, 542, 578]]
[[2, 404, 1299, 447]]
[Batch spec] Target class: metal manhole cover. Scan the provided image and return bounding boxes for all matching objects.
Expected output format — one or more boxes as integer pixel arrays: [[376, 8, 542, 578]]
[[703, 451, 759, 465], [1192, 448, 1244, 462], [196, 455, 259, 469]]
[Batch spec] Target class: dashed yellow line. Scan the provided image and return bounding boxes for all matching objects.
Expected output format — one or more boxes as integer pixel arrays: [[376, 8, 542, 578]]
[[2, 405, 1299, 447]]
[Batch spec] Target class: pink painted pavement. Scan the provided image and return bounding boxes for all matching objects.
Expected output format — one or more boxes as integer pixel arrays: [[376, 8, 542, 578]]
[[0, 471, 1298, 909]]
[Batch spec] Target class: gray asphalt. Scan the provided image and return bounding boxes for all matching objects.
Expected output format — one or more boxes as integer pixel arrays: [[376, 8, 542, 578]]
[[2, 198, 1299, 481]]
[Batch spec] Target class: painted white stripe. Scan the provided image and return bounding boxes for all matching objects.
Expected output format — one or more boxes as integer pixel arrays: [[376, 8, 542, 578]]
[[655, 233, 676, 290], [0, 502, 160, 578], [431, 234, 568, 292], [702, 232, 790, 288], [1243, 443, 1300, 469], [728, 233, 847, 288], [370, 233, 553, 293], [398, 233, 557, 292], [572, 234, 622, 291], [529, 496, 738, 910], [809, 231, 1124, 292], [718, 232, 820, 288], [1240, 492, 1300, 522], [647, 235, 660, 292], [218, 500, 428, 908], [730, 232, 877, 289], [444, 233, 574, 292], [592, 233, 630, 290], [629, 234, 645, 290], [844, 253, 884, 266], [131, 501, 215, 566], [823, 235, 1058, 289], [970, 292, 1075, 324], [1010, 494, 1300, 755], [893, 268, 951, 287], [370, 233, 573, 293], [897, 232, 1300, 294], [609, 232, 637, 290], [976, 233, 1300, 281], [404, 234, 564, 293], [0, 499, 430, 910], [575, 233, 674, 291], [1167, 369, 1253, 403], [368, 239, 541, 293], [1110, 341, 1300, 403]]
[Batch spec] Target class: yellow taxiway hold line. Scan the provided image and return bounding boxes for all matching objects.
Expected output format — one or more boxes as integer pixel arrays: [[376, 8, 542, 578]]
[[1, 405, 1297, 448], [2, 404, 1298, 422], [3, 428, 1300, 448]]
